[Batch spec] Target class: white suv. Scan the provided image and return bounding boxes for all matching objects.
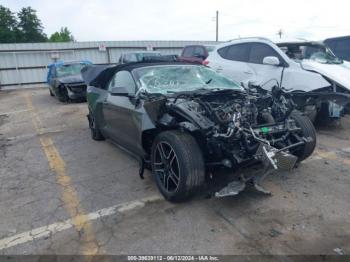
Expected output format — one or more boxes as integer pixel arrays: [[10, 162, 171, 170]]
[[205, 37, 330, 92]]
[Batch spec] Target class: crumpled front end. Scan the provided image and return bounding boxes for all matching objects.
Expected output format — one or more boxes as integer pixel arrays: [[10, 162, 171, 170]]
[[159, 88, 315, 197], [64, 82, 87, 100]]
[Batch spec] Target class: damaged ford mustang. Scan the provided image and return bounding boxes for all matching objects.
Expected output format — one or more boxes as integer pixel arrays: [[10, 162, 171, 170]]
[[82, 61, 316, 202]]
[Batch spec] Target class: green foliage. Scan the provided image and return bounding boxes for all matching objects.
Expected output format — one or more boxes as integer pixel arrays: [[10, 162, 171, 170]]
[[49, 27, 75, 42], [0, 5, 19, 43], [0, 5, 75, 43], [17, 7, 47, 42]]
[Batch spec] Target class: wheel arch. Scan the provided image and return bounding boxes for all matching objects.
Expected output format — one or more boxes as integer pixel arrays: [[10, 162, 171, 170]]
[[141, 124, 206, 160]]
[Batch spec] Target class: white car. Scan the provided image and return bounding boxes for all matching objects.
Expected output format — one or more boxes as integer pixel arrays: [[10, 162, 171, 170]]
[[205, 37, 350, 121], [276, 40, 350, 92]]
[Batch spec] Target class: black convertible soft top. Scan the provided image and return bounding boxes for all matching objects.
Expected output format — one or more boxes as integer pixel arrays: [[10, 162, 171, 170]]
[[81, 61, 198, 88]]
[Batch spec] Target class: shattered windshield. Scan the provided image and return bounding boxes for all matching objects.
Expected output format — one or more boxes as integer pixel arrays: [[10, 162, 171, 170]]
[[56, 63, 87, 77], [133, 65, 242, 94], [281, 44, 343, 64]]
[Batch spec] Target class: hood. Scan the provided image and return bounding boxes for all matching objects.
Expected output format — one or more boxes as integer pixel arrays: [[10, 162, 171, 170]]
[[59, 74, 84, 84], [301, 60, 350, 91]]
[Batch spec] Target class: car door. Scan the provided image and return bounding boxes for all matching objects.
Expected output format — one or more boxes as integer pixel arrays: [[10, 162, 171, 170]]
[[213, 43, 253, 83], [102, 70, 142, 154], [247, 43, 285, 90]]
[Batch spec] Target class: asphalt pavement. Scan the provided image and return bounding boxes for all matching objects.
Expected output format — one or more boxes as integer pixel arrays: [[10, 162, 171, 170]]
[[0, 88, 349, 255]]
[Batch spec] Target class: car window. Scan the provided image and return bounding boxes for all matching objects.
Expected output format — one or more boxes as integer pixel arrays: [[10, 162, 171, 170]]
[[249, 43, 279, 64], [183, 47, 194, 57], [326, 38, 350, 60], [194, 47, 205, 57], [125, 54, 138, 63], [108, 71, 136, 94], [218, 44, 250, 62], [56, 63, 87, 77]]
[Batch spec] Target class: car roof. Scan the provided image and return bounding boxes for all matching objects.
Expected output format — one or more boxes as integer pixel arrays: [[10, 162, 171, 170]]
[[123, 51, 161, 54], [117, 61, 199, 71], [324, 35, 350, 42], [86, 61, 201, 88], [214, 37, 275, 50], [48, 60, 92, 67], [277, 40, 324, 46]]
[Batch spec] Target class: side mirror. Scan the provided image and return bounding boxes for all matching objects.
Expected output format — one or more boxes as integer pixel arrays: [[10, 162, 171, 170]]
[[263, 56, 280, 66], [110, 86, 131, 96]]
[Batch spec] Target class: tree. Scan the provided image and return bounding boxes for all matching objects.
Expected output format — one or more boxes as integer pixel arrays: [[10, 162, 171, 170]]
[[0, 5, 18, 43], [17, 7, 47, 42], [49, 27, 75, 42]]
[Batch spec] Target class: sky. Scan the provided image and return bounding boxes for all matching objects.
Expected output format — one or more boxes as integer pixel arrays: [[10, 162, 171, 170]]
[[1, 0, 350, 42]]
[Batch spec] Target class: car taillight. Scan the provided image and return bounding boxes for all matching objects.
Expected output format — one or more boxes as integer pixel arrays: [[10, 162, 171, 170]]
[[202, 60, 209, 66]]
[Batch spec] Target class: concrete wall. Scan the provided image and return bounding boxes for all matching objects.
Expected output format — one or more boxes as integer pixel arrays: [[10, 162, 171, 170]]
[[0, 41, 219, 89]]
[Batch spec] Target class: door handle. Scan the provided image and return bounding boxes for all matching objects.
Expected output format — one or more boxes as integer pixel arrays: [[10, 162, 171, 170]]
[[244, 70, 253, 75], [216, 66, 223, 72]]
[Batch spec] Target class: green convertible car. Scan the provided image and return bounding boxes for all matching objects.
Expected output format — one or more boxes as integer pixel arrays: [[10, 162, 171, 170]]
[[82, 60, 316, 202]]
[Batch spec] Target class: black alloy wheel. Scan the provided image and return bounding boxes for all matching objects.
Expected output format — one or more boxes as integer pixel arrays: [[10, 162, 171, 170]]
[[153, 141, 181, 193], [151, 131, 205, 202]]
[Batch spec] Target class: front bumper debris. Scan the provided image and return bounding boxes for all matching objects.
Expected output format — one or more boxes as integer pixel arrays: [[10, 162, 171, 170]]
[[215, 143, 299, 198]]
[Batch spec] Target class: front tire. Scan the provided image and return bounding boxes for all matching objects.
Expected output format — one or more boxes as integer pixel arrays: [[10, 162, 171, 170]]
[[88, 111, 105, 141], [290, 110, 316, 162], [151, 131, 205, 202], [49, 88, 54, 96]]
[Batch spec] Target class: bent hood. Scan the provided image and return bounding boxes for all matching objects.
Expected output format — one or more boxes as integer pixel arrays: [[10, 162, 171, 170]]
[[59, 74, 84, 84], [301, 60, 350, 91]]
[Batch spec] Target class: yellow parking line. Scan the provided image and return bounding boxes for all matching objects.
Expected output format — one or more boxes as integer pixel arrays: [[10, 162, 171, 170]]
[[24, 93, 100, 255], [315, 149, 350, 166]]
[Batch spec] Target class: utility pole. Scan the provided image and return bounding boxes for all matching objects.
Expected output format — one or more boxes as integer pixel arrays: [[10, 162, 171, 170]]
[[216, 10, 219, 42], [277, 29, 284, 39]]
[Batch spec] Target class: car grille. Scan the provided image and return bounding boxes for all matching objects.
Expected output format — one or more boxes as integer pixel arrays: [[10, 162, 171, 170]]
[[68, 84, 86, 93]]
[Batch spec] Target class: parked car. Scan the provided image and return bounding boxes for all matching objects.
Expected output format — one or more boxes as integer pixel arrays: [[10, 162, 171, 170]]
[[179, 45, 216, 64], [47, 60, 92, 102], [205, 37, 350, 122], [277, 40, 350, 117], [118, 51, 161, 64], [324, 36, 350, 62], [82, 61, 316, 202]]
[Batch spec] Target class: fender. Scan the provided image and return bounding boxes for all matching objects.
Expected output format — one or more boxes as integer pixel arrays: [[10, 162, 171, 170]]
[[170, 100, 214, 130]]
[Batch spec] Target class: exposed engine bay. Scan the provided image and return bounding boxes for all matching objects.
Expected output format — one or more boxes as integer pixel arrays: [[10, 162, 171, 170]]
[[148, 86, 315, 197], [159, 88, 301, 164]]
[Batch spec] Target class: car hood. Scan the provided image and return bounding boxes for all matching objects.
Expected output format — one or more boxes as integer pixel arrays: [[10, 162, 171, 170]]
[[301, 60, 350, 90], [59, 74, 84, 84]]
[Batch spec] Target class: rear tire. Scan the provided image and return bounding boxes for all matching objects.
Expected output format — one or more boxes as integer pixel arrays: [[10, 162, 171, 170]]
[[88, 111, 105, 141], [151, 130, 205, 202], [290, 110, 316, 162], [49, 89, 54, 96]]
